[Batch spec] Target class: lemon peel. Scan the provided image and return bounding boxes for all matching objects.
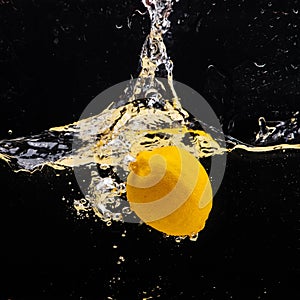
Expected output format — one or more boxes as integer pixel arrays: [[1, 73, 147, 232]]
[[126, 146, 213, 236]]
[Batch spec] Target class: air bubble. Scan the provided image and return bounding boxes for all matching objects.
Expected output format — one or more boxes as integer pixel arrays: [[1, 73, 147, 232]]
[[122, 207, 132, 214], [113, 213, 122, 221]]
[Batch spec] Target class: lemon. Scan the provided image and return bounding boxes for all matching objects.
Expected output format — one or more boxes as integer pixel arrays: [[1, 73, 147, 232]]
[[126, 146, 213, 236]]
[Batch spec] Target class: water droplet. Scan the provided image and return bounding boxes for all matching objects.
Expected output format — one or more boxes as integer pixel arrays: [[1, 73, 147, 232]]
[[290, 64, 299, 70], [258, 117, 267, 133], [254, 62, 266, 68], [189, 232, 198, 241], [175, 236, 182, 243], [117, 256, 125, 264]]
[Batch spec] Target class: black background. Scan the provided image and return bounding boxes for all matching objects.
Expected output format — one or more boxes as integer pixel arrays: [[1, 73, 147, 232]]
[[0, 0, 299, 299]]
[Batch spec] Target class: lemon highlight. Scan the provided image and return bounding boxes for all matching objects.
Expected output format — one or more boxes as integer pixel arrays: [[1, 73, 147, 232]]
[[126, 146, 213, 237]]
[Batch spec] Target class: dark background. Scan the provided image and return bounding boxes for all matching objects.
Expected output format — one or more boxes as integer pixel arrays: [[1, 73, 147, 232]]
[[0, 0, 299, 299]]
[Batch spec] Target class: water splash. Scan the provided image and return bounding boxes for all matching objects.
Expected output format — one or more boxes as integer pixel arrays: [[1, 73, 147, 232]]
[[255, 114, 300, 145], [0, 0, 300, 240]]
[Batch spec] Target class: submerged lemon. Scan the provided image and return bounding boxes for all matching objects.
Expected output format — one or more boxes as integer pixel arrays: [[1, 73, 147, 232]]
[[126, 146, 213, 236]]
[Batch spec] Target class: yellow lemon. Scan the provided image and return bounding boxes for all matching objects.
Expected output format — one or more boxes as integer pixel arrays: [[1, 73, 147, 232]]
[[126, 146, 213, 236]]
